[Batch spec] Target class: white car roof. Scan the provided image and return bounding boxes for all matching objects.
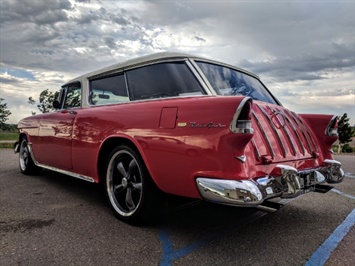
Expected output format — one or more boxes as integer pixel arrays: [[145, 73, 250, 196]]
[[63, 51, 258, 86]]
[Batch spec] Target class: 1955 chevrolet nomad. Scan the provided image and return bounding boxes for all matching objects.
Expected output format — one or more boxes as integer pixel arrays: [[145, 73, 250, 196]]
[[15, 52, 344, 224]]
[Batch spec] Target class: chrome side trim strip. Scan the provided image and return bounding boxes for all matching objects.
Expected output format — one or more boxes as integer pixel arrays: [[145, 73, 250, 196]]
[[27, 143, 95, 183], [251, 139, 261, 161], [257, 104, 286, 158], [252, 111, 275, 158]]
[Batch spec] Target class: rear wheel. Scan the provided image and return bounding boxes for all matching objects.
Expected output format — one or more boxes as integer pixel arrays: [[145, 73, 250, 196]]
[[105, 145, 161, 224], [19, 137, 41, 175]]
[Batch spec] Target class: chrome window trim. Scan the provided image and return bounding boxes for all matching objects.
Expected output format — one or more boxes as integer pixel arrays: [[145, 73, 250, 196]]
[[88, 58, 187, 81], [185, 59, 213, 95], [86, 59, 207, 106], [124, 72, 131, 101], [188, 59, 216, 95], [59, 81, 82, 110], [190, 57, 259, 79]]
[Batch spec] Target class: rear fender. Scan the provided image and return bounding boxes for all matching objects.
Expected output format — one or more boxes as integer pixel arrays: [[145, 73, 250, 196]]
[[299, 114, 338, 156]]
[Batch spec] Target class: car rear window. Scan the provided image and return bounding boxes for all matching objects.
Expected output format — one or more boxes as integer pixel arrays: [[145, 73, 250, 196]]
[[196, 61, 277, 104]]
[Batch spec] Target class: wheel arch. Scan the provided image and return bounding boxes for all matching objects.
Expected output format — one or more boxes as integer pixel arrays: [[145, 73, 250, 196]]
[[15, 133, 29, 152], [97, 136, 155, 186], [19, 132, 28, 141]]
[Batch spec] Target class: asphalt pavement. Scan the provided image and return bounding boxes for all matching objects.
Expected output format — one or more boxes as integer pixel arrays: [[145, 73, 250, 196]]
[[0, 149, 354, 265]]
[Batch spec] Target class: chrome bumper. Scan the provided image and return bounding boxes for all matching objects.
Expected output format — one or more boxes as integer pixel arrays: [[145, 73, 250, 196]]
[[196, 159, 344, 207]]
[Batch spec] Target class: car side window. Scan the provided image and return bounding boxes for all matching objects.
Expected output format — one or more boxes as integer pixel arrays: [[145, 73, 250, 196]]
[[89, 73, 129, 105], [126, 62, 205, 101], [63, 85, 82, 109]]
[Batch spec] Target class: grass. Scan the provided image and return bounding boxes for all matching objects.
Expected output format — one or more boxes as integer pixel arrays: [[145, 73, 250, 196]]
[[0, 132, 19, 141], [0, 142, 15, 149], [0, 132, 18, 148], [332, 145, 355, 154]]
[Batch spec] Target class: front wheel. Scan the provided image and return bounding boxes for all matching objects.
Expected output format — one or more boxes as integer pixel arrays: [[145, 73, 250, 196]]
[[105, 145, 161, 224], [19, 137, 41, 175]]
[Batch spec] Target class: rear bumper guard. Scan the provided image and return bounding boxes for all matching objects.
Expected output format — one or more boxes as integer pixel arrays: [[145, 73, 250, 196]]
[[196, 159, 344, 207]]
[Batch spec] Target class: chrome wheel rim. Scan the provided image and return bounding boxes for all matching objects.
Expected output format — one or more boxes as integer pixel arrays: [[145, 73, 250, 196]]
[[107, 150, 143, 216], [19, 140, 29, 171]]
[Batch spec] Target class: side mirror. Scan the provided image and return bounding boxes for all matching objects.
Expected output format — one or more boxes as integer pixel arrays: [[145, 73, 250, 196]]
[[52, 100, 60, 109]]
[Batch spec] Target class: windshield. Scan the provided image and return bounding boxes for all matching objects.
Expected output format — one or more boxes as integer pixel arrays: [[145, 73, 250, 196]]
[[196, 61, 277, 104]]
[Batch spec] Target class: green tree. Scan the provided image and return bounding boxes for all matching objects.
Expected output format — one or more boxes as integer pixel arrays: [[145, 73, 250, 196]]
[[28, 89, 58, 114], [338, 113, 354, 153], [0, 98, 12, 130]]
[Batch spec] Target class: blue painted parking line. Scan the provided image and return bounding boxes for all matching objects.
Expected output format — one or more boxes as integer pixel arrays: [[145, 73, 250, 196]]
[[160, 211, 267, 266], [331, 188, 355, 200], [160, 186, 355, 265], [305, 209, 355, 266]]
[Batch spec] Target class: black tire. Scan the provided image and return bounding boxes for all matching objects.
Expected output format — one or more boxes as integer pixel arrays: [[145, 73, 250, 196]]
[[105, 145, 161, 225], [19, 137, 41, 175]]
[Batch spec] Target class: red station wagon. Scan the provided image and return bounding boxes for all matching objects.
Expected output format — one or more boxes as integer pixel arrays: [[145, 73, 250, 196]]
[[15, 52, 344, 224]]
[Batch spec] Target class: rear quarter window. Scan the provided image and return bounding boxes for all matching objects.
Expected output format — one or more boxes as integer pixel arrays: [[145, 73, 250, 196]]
[[126, 62, 205, 101]]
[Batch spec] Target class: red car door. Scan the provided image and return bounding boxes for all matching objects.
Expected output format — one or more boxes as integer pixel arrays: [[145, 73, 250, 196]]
[[36, 84, 82, 170], [36, 110, 76, 170]]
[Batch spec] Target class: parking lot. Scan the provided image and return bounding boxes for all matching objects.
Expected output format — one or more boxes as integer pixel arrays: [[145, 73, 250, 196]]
[[1, 149, 354, 265]]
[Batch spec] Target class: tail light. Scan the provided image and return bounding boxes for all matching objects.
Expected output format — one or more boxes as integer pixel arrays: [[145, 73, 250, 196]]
[[325, 115, 338, 136], [230, 97, 254, 134]]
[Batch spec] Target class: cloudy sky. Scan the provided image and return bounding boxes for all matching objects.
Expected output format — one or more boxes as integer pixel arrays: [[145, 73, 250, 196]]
[[0, 0, 354, 124]]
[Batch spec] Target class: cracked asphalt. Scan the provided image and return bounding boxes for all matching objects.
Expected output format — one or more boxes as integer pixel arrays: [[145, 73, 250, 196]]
[[0, 149, 354, 265]]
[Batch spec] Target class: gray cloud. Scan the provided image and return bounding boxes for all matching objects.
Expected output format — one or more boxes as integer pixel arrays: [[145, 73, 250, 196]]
[[1, 0, 72, 26], [281, 88, 354, 98], [0, 77, 18, 84], [0, 0, 353, 123], [238, 42, 355, 82]]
